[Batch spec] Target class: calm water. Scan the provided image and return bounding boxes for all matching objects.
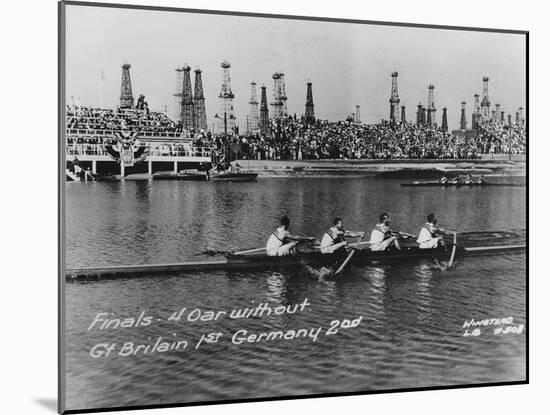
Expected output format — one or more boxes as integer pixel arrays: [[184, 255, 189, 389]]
[[64, 178, 526, 411]]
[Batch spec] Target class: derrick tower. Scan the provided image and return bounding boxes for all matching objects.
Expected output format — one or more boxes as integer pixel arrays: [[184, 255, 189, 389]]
[[218, 60, 236, 132], [460, 102, 468, 130], [281, 74, 288, 116], [173, 67, 184, 122], [193, 68, 207, 131], [271, 72, 288, 119], [389, 72, 400, 122], [495, 104, 501, 123], [519, 107, 524, 126], [400, 106, 406, 123], [480, 76, 491, 121], [119, 61, 134, 109], [441, 107, 448, 131], [355, 105, 361, 123], [248, 82, 259, 133], [416, 103, 423, 126], [427, 84, 436, 125], [305, 80, 315, 122], [181, 65, 195, 131], [472, 93, 481, 129], [259, 84, 270, 136]]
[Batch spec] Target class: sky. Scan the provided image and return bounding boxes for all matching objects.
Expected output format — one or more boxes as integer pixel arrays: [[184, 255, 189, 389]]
[[64, 4, 526, 129]]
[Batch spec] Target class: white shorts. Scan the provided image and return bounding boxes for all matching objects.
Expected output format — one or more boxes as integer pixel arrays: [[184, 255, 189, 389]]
[[267, 241, 297, 256], [370, 238, 395, 251], [320, 241, 347, 254], [418, 238, 439, 249]]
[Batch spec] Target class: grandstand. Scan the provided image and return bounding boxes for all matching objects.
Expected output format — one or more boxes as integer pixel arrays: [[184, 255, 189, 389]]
[[65, 105, 214, 180]]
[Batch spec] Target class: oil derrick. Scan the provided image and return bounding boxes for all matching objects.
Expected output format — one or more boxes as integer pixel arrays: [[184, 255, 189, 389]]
[[193, 68, 207, 131], [519, 107, 524, 126], [441, 107, 448, 131], [416, 103, 423, 125], [173, 67, 183, 122], [508, 114, 512, 127], [515, 111, 520, 125], [500, 111, 505, 123], [271, 72, 288, 119], [400, 106, 406, 123], [495, 104, 501, 123], [281, 74, 288, 116], [355, 105, 361, 123], [480, 76, 490, 121], [460, 102, 467, 130], [180, 65, 195, 131], [259, 84, 270, 136], [305, 80, 315, 122], [218, 60, 236, 132], [427, 85, 436, 126], [389, 72, 400, 123], [421, 107, 427, 125], [119, 61, 134, 109], [472, 93, 481, 129], [491, 110, 496, 123], [248, 82, 259, 134]]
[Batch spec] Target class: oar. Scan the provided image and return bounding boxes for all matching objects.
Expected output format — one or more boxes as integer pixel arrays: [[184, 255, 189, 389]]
[[448, 231, 458, 267], [334, 235, 363, 275], [232, 237, 314, 256], [232, 247, 265, 255], [397, 231, 416, 239]]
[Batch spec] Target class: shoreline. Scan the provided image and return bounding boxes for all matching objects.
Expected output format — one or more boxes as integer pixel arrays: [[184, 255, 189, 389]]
[[70, 156, 526, 181], [232, 156, 526, 179]]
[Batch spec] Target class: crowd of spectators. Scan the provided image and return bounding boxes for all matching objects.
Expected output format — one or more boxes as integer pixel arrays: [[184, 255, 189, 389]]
[[66, 104, 526, 160], [66, 104, 178, 135], [476, 121, 526, 155], [220, 116, 527, 161]]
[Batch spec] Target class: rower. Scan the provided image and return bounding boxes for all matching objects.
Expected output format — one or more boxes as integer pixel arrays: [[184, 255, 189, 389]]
[[476, 174, 487, 184], [439, 175, 449, 184], [369, 213, 402, 251], [448, 175, 459, 185], [266, 216, 312, 257], [463, 174, 474, 184], [417, 213, 448, 249], [320, 217, 364, 254]]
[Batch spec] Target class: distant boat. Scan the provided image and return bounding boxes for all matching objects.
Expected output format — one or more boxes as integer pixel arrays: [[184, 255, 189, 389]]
[[152, 172, 207, 181], [91, 173, 119, 182], [210, 172, 258, 182], [400, 180, 525, 187]]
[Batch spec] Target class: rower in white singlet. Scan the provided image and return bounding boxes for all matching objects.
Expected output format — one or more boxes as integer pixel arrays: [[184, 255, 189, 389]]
[[266, 216, 313, 257], [417, 213, 447, 249], [369, 213, 402, 251], [320, 217, 364, 254]]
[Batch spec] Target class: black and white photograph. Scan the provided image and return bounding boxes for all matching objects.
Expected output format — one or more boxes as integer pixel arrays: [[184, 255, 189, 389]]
[[59, 1, 527, 413]]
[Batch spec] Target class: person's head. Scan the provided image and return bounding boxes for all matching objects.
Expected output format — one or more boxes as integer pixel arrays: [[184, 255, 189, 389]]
[[379, 212, 390, 225], [427, 213, 437, 225], [281, 216, 290, 229], [333, 217, 344, 230]]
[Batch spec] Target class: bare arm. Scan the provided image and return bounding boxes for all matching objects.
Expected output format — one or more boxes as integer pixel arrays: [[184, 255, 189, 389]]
[[344, 230, 365, 238]]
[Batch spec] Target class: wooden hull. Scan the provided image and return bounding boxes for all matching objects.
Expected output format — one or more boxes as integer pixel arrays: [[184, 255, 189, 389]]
[[65, 243, 526, 280], [401, 181, 525, 187], [153, 173, 207, 181], [211, 173, 258, 182]]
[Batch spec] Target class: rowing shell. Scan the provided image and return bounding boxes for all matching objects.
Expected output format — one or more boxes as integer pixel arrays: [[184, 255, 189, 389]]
[[65, 243, 526, 280], [401, 181, 525, 187]]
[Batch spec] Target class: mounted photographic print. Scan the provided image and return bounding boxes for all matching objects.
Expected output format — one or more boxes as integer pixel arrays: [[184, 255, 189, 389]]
[[58, 1, 528, 413]]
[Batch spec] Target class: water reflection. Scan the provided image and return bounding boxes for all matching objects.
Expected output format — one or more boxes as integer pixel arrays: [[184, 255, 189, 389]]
[[64, 177, 526, 409], [265, 272, 287, 303], [414, 262, 436, 321]]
